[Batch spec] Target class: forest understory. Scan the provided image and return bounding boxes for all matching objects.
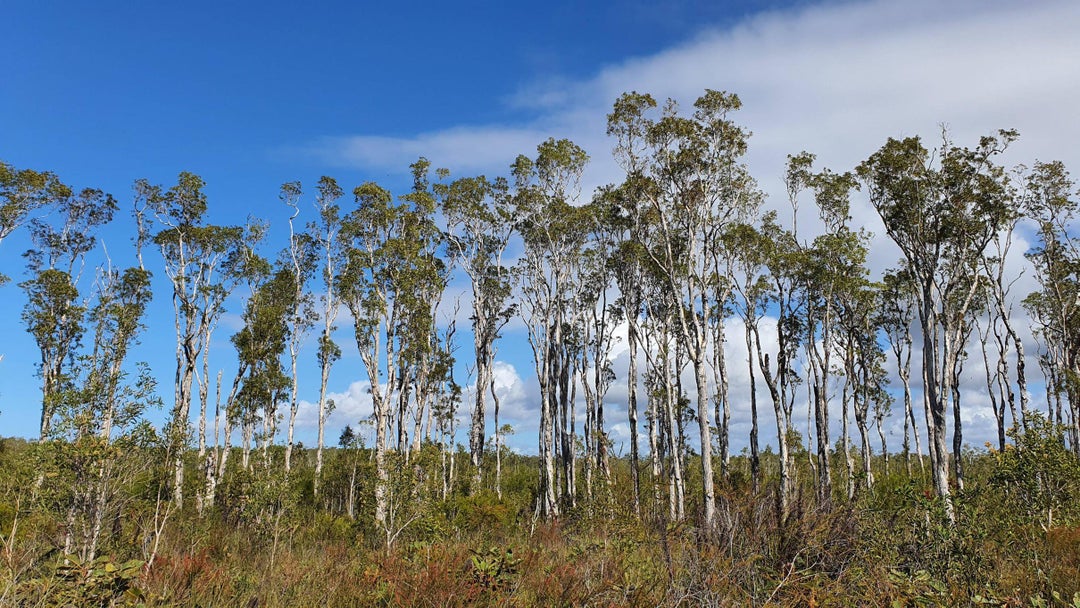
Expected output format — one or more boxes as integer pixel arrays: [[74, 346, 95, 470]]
[[1, 426, 1078, 607]]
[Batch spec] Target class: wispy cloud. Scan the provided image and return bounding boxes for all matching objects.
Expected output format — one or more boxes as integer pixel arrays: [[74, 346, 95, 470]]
[[298, 0, 1080, 198], [291, 0, 1080, 451], [299, 127, 553, 176]]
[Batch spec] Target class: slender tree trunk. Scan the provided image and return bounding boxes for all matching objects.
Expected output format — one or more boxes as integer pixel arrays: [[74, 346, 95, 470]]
[[217, 367, 244, 482], [347, 455, 357, 520], [693, 350, 716, 522], [1009, 326, 1030, 431], [470, 316, 493, 486], [198, 325, 212, 461], [661, 341, 685, 521], [999, 332, 1019, 434], [261, 404, 273, 469], [754, 325, 791, 519], [841, 378, 855, 500], [858, 417, 872, 491], [901, 350, 924, 476], [242, 420, 253, 471], [744, 324, 760, 491], [979, 320, 1007, 452], [857, 365, 874, 491], [876, 414, 888, 480], [315, 353, 332, 496], [492, 377, 503, 500], [617, 270, 645, 509], [410, 375, 427, 458], [644, 326, 662, 516], [713, 322, 731, 480], [920, 290, 953, 522], [809, 335, 831, 505], [806, 385, 818, 483], [538, 318, 559, 518], [374, 391, 389, 535], [560, 341, 575, 508], [173, 334, 198, 509], [199, 370, 224, 514], [627, 319, 642, 514], [284, 345, 300, 472], [581, 356, 594, 502], [595, 389, 611, 493], [951, 355, 965, 492]]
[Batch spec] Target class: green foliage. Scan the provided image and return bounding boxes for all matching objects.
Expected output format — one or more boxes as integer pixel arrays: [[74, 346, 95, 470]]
[[11, 555, 146, 607], [1, 439, 1078, 606], [469, 546, 520, 592], [990, 414, 1080, 528]]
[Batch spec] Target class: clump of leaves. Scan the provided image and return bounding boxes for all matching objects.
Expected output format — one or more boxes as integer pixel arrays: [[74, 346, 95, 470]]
[[14, 554, 146, 607], [886, 569, 949, 607], [469, 546, 520, 592]]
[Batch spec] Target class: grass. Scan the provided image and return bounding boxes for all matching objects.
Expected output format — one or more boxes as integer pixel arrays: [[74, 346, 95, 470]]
[[0, 432, 1078, 607]]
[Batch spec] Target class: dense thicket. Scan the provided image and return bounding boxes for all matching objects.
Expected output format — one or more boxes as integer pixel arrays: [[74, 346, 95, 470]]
[[1, 90, 1079, 605]]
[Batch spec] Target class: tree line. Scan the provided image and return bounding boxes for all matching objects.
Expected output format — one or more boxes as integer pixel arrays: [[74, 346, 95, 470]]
[[2, 89, 1079, 554]]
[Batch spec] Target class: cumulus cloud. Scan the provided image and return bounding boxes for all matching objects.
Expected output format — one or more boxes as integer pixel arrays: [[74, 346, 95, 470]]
[[290, 358, 543, 452], [294, 380, 375, 444]]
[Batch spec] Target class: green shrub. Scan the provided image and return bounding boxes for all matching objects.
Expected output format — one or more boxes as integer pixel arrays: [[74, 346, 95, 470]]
[[990, 414, 1080, 529]]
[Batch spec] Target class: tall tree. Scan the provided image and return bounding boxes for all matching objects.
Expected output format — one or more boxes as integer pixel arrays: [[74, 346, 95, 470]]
[[22, 182, 116, 438], [235, 262, 295, 469], [598, 182, 649, 513], [514, 139, 590, 518], [978, 186, 1028, 438], [210, 232, 272, 507], [724, 217, 803, 513], [24, 181, 154, 563], [339, 179, 399, 535], [310, 176, 345, 494], [838, 281, 887, 492], [642, 295, 687, 521], [145, 172, 245, 508], [86, 261, 153, 444], [439, 173, 515, 487], [1022, 160, 1080, 453], [707, 224, 737, 481], [395, 160, 449, 464], [579, 200, 619, 499], [338, 160, 447, 543], [785, 152, 864, 503], [279, 182, 318, 473], [761, 212, 807, 515], [724, 222, 769, 491], [607, 90, 761, 528], [857, 130, 1017, 518]]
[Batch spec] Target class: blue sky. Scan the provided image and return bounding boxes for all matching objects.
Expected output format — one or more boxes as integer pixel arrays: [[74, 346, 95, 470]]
[[3, 0, 1080, 453], [4, 0, 803, 434], [3, 1, 797, 186]]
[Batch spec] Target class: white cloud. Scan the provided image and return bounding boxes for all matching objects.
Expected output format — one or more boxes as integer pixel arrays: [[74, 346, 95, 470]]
[[301, 127, 552, 176], [292, 0, 1080, 452], [294, 380, 375, 443], [299, 0, 1080, 298], [485, 360, 541, 450], [303, 0, 1080, 198]]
